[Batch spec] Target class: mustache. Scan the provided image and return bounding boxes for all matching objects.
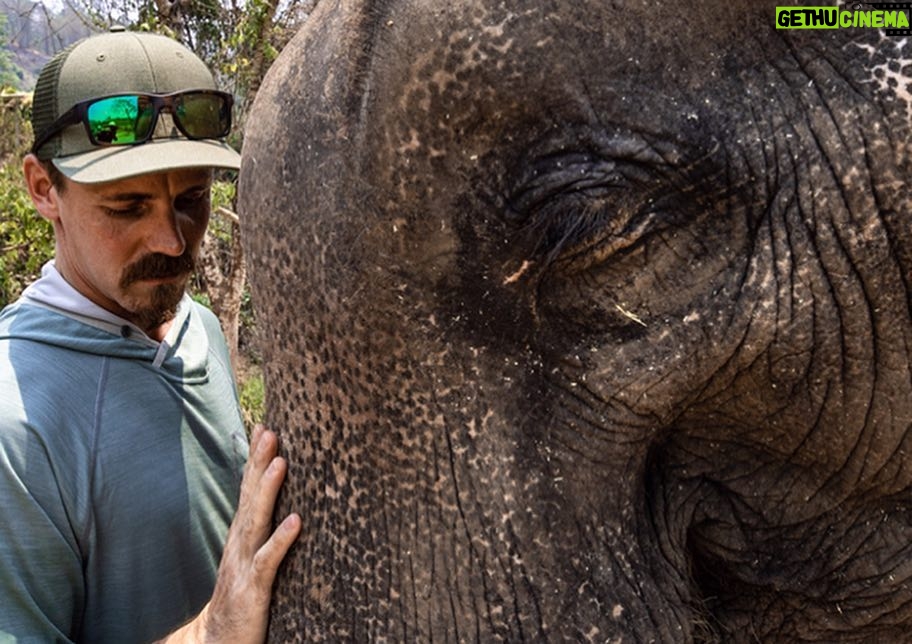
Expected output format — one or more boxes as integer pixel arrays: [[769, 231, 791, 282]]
[[121, 252, 196, 287]]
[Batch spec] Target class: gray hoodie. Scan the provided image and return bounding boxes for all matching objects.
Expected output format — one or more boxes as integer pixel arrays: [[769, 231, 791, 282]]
[[0, 263, 248, 643]]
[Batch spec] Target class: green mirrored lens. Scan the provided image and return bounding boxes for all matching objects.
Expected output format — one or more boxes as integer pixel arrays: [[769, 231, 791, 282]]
[[86, 96, 154, 144], [174, 93, 230, 138]]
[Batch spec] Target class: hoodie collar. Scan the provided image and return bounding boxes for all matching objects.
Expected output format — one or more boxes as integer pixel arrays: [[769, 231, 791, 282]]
[[19, 261, 192, 368]]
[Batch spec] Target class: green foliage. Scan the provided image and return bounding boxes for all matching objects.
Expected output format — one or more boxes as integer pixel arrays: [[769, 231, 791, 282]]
[[238, 366, 265, 428], [0, 14, 22, 89], [190, 291, 211, 308], [239, 288, 256, 338], [222, 0, 279, 80], [0, 162, 54, 308], [0, 91, 31, 160], [208, 179, 237, 243], [0, 90, 53, 309], [210, 177, 235, 207]]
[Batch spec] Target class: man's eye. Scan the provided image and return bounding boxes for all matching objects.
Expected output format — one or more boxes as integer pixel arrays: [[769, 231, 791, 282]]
[[104, 205, 146, 219], [176, 191, 210, 213]]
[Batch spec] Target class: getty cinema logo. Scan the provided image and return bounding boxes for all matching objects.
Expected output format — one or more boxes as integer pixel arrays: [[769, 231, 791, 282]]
[[777, 3, 912, 35]]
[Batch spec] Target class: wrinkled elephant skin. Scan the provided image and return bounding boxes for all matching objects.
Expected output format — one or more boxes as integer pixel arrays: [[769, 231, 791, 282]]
[[239, 1, 912, 641]]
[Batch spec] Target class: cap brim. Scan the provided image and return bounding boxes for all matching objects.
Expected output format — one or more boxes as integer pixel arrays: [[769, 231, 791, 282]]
[[52, 138, 241, 184]]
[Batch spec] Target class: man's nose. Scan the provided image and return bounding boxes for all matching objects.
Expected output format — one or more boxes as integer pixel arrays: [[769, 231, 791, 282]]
[[146, 207, 186, 257]]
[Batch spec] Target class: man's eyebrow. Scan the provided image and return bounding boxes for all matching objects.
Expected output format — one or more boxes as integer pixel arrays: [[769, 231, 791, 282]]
[[96, 178, 212, 203], [99, 191, 153, 202]]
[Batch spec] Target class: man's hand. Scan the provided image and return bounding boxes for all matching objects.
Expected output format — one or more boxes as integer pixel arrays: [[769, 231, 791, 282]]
[[160, 425, 302, 643]]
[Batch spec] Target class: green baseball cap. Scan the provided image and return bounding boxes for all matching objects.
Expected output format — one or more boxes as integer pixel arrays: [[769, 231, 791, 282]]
[[31, 26, 241, 184]]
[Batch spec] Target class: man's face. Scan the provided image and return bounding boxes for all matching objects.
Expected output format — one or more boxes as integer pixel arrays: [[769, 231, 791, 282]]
[[46, 167, 213, 335]]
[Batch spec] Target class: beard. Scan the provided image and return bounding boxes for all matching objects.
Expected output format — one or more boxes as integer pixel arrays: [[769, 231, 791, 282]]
[[120, 252, 196, 332], [129, 282, 186, 331]]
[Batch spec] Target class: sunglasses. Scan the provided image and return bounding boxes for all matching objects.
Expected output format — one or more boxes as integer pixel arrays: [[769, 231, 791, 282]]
[[32, 89, 234, 155]]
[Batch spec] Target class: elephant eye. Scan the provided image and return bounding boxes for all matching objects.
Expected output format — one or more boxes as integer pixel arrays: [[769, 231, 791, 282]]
[[506, 152, 630, 217], [505, 150, 671, 266], [503, 137, 726, 272]]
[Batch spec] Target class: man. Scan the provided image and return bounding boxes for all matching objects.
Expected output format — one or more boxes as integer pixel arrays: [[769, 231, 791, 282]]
[[0, 27, 301, 642]]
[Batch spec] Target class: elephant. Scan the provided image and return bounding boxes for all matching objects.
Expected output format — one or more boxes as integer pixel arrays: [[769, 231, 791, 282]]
[[238, 0, 912, 641]]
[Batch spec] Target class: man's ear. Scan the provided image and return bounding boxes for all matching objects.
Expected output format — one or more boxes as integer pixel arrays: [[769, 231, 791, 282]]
[[22, 154, 61, 223]]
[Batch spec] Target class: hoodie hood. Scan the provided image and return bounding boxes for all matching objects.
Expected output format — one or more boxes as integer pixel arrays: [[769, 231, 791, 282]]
[[0, 262, 212, 382]]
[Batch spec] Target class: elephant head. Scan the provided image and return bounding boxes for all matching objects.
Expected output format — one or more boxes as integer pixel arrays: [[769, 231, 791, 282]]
[[239, 0, 912, 640]]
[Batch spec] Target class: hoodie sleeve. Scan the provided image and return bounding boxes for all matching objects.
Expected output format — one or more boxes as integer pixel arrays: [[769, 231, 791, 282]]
[[0, 308, 86, 641], [0, 414, 84, 642]]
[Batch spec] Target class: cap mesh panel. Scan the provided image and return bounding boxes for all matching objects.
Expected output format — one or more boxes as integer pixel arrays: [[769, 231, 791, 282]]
[[31, 41, 81, 159]]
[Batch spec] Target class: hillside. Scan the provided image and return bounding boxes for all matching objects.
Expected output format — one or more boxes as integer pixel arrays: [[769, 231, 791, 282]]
[[7, 42, 46, 88], [2, 0, 93, 90]]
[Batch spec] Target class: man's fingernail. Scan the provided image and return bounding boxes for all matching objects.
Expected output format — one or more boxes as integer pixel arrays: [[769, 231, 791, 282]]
[[269, 457, 285, 475]]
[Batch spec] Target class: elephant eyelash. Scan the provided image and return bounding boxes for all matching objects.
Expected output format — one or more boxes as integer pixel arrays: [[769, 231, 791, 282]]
[[505, 152, 631, 216], [505, 153, 673, 265], [504, 141, 731, 272]]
